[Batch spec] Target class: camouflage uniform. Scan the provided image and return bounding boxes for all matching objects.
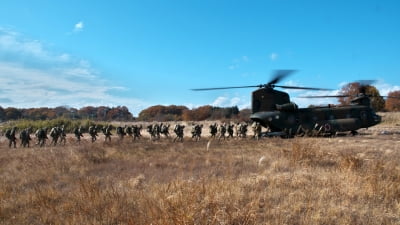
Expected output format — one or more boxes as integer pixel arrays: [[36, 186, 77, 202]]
[[148, 124, 161, 141], [88, 125, 98, 143], [160, 124, 170, 138], [116, 126, 126, 140], [173, 124, 185, 142], [147, 125, 155, 141], [35, 127, 48, 147], [154, 124, 161, 139], [74, 126, 84, 144], [191, 124, 203, 141], [103, 125, 112, 142], [20, 127, 32, 148], [59, 125, 67, 145], [209, 123, 218, 139], [5, 127, 17, 148], [133, 125, 142, 141], [218, 123, 227, 141], [125, 125, 133, 140], [238, 123, 248, 138], [227, 124, 234, 139], [49, 126, 61, 146], [252, 122, 262, 140]]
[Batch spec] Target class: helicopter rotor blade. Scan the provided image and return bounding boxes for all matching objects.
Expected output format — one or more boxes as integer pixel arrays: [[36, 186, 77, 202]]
[[297, 95, 350, 98], [298, 94, 400, 99], [268, 70, 297, 85], [191, 85, 262, 91], [191, 69, 332, 91], [273, 85, 333, 91], [379, 95, 400, 99]]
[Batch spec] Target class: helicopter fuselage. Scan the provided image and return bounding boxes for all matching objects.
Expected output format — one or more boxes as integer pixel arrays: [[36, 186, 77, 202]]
[[250, 88, 381, 135]]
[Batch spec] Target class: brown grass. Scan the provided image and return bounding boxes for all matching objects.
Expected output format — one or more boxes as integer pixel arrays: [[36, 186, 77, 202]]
[[1, 126, 400, 224]]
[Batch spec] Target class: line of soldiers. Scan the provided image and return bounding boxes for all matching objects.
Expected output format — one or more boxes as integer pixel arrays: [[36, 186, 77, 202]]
[[209, 122, 250, 140], [146, 123, 170, 141], [2, 121, 260, 148], [3, 126, 66, 148], [104, 125, 143, 142]]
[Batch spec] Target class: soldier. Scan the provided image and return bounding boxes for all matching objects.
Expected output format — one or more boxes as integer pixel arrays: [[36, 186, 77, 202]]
[[209, 123, 218, 139], [103, 125, 112, 142], [218, 123, 227, 141], [234, 123, 240, 137], [59, 125, 67, 145], [191, 124, 203, 141], [236, 123, 242, 138], [154, 123, 161, 139], [125, 125, 133, 140], [252, 122, 261, 140], [147, 124, 155, 141], [5, 127, 17, 148], [227, 123, 234, 139], [49, 126, 61, 146], [35, 127, 48, 147], [150, 124, 160, 141], [74, 126, 84, 144], [20, 127, 32, 148], [191, 124, 197, 139], [88, 125, 98, 143], [239, 122, 248, 138], [116, 125, 126, 140], [133, 125, 142, 141], [160, 124, 170, 138], [173, 124, 185, 142]]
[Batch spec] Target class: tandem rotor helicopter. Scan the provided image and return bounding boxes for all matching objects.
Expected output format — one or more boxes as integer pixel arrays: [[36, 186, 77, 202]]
[[192, 70, 385, 137]]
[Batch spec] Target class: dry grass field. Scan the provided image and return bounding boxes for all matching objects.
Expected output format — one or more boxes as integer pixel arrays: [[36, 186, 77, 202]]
[[1, 114, 400, 224]]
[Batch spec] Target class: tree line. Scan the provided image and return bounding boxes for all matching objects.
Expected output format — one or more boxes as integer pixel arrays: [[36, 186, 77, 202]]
[[0, 106, 134, 122], [137, 105, 251, 122], [0, 105, 251, 122]]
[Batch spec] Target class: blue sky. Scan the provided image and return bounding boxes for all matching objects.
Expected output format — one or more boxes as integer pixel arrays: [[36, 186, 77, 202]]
[[1, 0, 400, 116]]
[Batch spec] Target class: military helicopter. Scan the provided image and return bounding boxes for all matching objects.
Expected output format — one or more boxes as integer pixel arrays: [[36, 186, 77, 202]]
[[192, 70, 382, 137]]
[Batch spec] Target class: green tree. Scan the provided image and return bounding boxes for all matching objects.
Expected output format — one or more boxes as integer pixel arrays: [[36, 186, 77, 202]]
[[338, 82, 385, 111], [385, 90, 400, 112]]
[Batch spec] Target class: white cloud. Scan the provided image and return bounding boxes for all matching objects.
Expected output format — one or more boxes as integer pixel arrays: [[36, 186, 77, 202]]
[[74, 21, 84, 32], [0, 62, 146, 114], [228, 65, 238, 70], [0, 28, 78, 65], [375, 80, 400, 96], [212, 96, 228, 106], [0, 28, 147, 116], [228, 56, 249, 70], [270, 53, 278, 61], [211, 96, 250, 109]]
